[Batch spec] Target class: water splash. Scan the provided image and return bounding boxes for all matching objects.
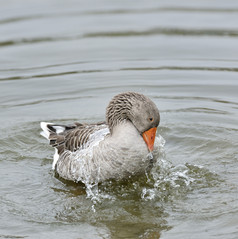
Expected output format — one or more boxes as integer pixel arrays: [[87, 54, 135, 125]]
[[146, 152, 153, 161], [78, 134, 219, 206]]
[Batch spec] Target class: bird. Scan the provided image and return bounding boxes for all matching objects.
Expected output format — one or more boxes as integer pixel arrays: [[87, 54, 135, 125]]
[[40, 92, 160, 184]]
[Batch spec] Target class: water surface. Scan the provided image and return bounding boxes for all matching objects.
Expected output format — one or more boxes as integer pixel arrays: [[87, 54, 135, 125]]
[[0, 0, 238, 238]]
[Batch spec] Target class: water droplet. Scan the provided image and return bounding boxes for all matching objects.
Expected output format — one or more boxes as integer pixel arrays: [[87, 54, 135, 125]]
[[148, 152, 153, 160]]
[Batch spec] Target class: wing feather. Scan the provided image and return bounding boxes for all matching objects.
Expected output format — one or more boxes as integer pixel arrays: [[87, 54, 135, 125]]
[[44, 122, 108, 155]]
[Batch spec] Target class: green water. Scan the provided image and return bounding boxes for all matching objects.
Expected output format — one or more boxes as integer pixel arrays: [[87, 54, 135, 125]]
[[0, 1, 238, 238]]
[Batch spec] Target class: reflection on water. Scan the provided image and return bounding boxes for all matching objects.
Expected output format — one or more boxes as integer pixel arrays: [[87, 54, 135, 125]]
[[0, 0, 238, 238]]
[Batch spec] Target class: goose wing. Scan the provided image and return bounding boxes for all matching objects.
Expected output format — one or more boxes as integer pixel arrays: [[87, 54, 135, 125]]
[[41, 121, 108, 155]]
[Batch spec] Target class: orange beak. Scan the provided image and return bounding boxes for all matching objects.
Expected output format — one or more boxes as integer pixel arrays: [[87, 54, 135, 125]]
[[142, 127, 157, 152]]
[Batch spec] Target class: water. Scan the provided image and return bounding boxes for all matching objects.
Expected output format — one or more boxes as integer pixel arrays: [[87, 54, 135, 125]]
[[0, 0, 238, 238]]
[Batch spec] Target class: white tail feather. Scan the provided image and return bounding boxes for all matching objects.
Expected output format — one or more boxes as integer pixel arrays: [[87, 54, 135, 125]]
[[52, 125, 65, 134], [40, 122, 61, 169], [40, 122, 67, 140], [40, 122, 52, 140]]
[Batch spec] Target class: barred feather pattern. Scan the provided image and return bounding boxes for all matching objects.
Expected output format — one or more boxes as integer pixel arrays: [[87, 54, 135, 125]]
[[41, 92, 161, 184], [106, 92, 148, 133], [54, 121, 159, 184], [48, 122, 108, 155]]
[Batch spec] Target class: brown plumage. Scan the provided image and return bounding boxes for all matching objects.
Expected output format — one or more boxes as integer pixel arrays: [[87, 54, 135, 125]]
[[46, 122, 107, 154], [41, 92, 160, 184]]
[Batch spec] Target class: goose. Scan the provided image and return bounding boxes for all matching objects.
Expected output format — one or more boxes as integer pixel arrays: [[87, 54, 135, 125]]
[[40, 92, 160, 184]]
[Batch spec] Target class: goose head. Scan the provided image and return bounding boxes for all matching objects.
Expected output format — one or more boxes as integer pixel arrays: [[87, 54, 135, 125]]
[[106, 92, 160, 151]]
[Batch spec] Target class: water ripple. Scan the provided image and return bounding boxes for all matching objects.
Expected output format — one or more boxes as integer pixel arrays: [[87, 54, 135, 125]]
[[0, 69, 107, 81], [84, 28, 238, 38], [1, 7, 238, 26], [1, 65, 238, 82], [121, 66, 238, 72], [1, 27, 238, 48]]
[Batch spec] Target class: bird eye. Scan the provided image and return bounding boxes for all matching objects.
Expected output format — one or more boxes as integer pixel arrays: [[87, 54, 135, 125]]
[[149, 117, 154, 122]]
